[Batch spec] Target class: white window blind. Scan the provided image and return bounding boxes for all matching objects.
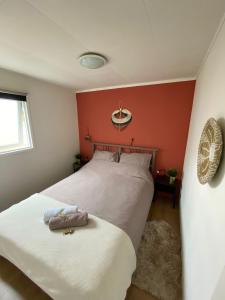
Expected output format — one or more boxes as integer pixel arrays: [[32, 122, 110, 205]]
[[0, 92, 33, 154]]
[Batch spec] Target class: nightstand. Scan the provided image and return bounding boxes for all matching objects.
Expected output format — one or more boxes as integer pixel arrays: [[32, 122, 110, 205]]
[[73, 160, 89, 173], [154, 175, 181, 208]]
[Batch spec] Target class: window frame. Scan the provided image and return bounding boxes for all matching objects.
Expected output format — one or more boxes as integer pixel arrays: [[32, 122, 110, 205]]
[[0, 91, 34, 156]]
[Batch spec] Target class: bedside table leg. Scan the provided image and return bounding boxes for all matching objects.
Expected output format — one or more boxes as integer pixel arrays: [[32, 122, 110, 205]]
[[173, 195, 176, 208], [153, 189, 157, 202]]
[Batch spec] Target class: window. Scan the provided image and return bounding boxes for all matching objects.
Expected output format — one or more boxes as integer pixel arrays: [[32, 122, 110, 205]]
[[0, 91, 33, 155]]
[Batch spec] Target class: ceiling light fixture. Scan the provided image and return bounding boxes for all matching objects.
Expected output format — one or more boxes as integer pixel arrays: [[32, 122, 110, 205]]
[[79, 53, 107, 69]]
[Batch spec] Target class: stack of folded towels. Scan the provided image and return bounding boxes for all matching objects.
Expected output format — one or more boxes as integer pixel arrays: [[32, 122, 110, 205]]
[[44, 206, 88, 230]]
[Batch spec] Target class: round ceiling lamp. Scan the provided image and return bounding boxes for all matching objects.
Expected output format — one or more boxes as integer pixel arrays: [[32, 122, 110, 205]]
[[79, 53, 107, 69]]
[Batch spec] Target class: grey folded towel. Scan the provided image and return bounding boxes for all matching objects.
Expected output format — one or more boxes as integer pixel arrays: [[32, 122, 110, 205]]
[[49, 211, 88, 230]]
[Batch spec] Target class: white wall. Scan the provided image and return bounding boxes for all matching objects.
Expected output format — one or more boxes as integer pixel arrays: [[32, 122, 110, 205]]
[[0, 68, 79, 211], [181, 17, 225, 300]]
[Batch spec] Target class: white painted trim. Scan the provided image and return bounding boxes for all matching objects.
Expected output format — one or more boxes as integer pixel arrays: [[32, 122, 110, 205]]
[[0, 146, 34, 157], [197, 11, 225, 78], [75, 77, 196, 93]]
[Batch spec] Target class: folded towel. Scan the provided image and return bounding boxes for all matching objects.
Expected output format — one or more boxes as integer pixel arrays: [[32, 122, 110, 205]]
[[49, 211, 88, 231], [63, 206, 79, 215], [44, 206, 78, 223]]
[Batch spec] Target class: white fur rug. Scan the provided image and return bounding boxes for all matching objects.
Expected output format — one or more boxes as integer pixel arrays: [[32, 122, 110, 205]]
[[132, 220, 182, 300]]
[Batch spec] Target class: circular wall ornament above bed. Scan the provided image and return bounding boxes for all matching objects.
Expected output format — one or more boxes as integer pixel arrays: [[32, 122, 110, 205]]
[[111, 107, 132, 130], [197, 118, 223, 184]]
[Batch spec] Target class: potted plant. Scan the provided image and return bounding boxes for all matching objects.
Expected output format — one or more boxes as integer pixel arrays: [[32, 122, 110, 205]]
[[167, 168, 178, 184], [75, 154, 82, 165]]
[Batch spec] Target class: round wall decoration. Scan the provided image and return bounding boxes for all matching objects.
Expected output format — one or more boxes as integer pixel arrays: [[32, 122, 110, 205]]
[[197, 118, 223, 184], [111, 107, 132, 130]]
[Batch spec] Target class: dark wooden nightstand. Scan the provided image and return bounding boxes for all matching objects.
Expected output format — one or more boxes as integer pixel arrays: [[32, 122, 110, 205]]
[[154, 175, 181, 208], [73, 160, 89, 173]]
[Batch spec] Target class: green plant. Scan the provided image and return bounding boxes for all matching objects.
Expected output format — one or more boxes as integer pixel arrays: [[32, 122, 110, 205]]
[[167, 168, 178, 177], [75, 154, 82, 160]]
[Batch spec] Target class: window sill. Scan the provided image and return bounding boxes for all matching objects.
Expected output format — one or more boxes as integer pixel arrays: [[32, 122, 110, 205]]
[[0, 146, 34, 157]]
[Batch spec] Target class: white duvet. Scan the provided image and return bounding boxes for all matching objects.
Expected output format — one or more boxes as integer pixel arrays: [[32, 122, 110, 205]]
[[0, 193, 136, 300]]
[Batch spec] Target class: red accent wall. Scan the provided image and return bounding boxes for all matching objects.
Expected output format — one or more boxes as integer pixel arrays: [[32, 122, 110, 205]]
[[76, 81, 195, 175]]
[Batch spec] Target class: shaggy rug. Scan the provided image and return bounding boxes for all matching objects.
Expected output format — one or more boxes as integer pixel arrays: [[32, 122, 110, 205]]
[[132, 220, 182, 300]]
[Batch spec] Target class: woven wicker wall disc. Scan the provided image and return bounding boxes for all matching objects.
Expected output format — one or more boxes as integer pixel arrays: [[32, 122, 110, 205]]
[[197, 118, 223, 184]]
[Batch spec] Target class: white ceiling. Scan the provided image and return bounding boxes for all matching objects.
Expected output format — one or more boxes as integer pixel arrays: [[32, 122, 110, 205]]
[[0, 0, 224, 91]]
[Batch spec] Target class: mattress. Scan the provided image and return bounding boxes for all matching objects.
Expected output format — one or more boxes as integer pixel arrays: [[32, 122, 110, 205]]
[[42, 160, 154, 250]]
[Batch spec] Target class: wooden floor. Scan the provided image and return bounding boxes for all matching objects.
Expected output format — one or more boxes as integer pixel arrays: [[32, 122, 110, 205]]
[[0, 194, 180, 300]]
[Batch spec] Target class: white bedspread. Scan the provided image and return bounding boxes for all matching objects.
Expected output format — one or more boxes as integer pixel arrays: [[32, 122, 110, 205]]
[[0, 193, 136, 300]]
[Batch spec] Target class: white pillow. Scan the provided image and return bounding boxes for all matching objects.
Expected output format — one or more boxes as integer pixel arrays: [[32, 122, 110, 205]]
[[119, 152, 152, 169], [92, 150, 118, 162]]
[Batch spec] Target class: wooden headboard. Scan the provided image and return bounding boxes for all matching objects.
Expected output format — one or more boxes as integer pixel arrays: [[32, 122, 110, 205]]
[[92, 141, 159, 173]]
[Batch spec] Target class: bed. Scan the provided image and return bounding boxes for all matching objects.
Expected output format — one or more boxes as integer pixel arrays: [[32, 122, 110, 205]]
[[0, 142, 158, 300]]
